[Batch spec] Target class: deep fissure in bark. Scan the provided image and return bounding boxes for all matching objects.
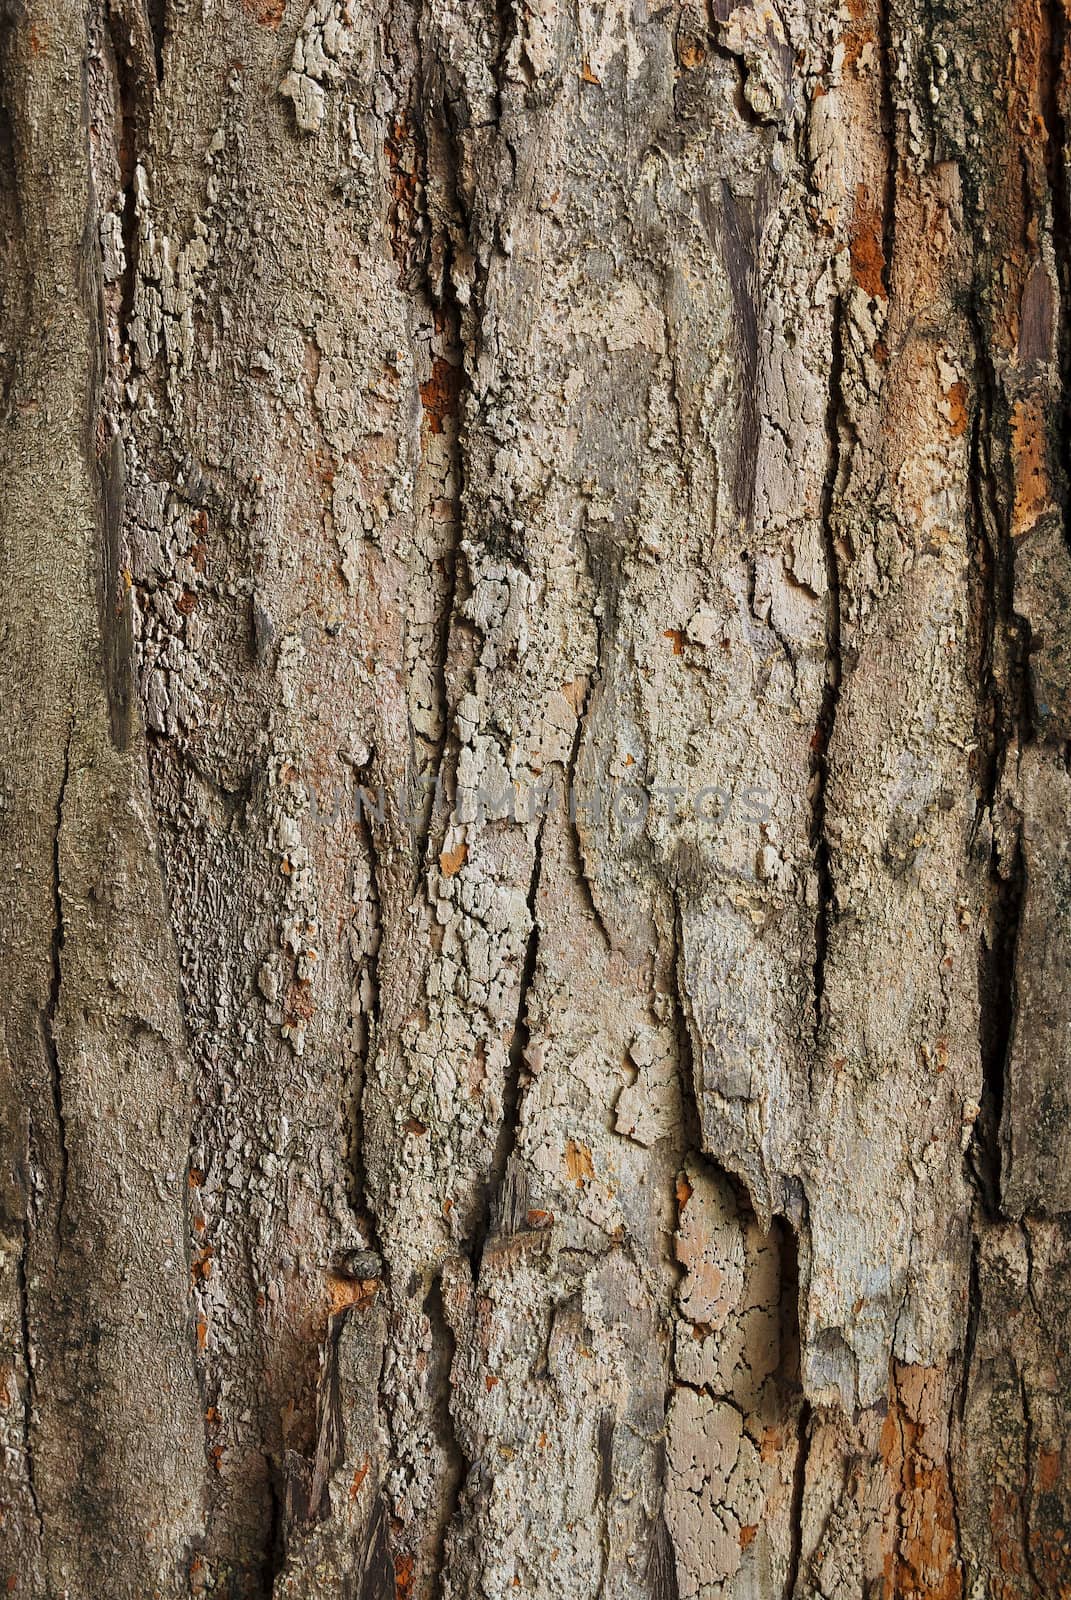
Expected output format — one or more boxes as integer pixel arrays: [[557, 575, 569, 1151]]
[[475, 816, 544, 1265], [1041, 0, 1071, 552], [42, 724, 73, 1241], [809, 298, 845, 1049]]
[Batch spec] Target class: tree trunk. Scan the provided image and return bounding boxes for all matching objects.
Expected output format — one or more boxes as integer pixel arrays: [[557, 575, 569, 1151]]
[[2, 0, 1070, 1594]]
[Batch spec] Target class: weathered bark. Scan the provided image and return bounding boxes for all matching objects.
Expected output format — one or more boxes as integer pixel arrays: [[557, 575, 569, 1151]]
[[2, 0, 1071, 1595]]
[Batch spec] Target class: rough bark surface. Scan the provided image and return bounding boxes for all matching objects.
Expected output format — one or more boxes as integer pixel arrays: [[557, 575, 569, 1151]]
[[1, 0, 1070, 1595]]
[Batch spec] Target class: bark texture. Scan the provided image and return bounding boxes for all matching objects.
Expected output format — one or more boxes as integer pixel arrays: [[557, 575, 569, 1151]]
[[1, 0, 1070, 1595]]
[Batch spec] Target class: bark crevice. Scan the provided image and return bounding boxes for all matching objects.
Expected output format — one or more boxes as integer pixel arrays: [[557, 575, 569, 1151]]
[[808, 297, 845, 1057], [42, 721, 74, 1243]]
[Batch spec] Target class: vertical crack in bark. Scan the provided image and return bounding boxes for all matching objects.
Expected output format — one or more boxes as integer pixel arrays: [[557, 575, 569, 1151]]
[[1018, 1367, 1042, 1595], [421, 471, 461, 873], [350, 770, 386, 1264], [1041, 0, 1071, 551], [108, 11, 140, 342], [387, 16, 468, 874], [876, 0, 899, 282], [669, 893, 703, 1157], [946, 1385, 967, 1585], [782, 1397, 812, 1600], [260, 1455, 284, 1599], [424, 1269, 467, 1600], [964, 298, 1006, 816], [490, 0, 518, 128], [41, 722, 73, 1241], [564, 586, 611, 950], [144, 0, 166, 82], [964, 292, 1027, 1216], [105, 0, 158, 341], [359, 1493, 397, 1600], [16, 1232, 43, 1532], [476, 815, 545, 1263], [595, 1408, 613, 1600], [698, 181, 760, 531], [975, 825, 1023, 1211], [809, 298, 845, 1058], [1015, 1224, 1043, 1594]]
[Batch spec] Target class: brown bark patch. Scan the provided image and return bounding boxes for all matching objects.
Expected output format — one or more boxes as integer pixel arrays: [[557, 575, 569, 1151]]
[[1010, 394, 1054, 535], [420, 357, 461, 436], [850, 185, 887, 300], [1019, 262, 1054, 365], [285, 979, 316, 1023]]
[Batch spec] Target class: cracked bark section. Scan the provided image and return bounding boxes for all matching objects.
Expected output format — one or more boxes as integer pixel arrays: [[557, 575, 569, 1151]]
[[5, 0, 1071, 1595]]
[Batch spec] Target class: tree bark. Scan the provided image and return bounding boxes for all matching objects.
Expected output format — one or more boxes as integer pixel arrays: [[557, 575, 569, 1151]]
[[2, 0, 1070, 1595]]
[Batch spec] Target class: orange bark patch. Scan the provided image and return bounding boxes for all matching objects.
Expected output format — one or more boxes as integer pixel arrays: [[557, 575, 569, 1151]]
[[420, 357, 461, 435], [326, 1272, 379, 1316], [849, 185, 887, 300], [990, 1483, 1025, 1579], [440, 840, 467, 877], [394, 1553, 415, 1599], [677, 32, 706, 69], [676, 1173, 693, 1211], [580, 57, 601, 83], [663, 629, 684, 655], [242, 0, 285, 22], [350, 1460, 370, 1499], [879, 1364, 963, 1600], [739, 1524, 758, 1549], [944, 380, 969, 436], [1010, 394, 1054, 536], [565, 1139, 594, 1184], [760, 1425, 786, 1463], [196, 1318, 208, 1351], [384, 118, 421, 273]]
